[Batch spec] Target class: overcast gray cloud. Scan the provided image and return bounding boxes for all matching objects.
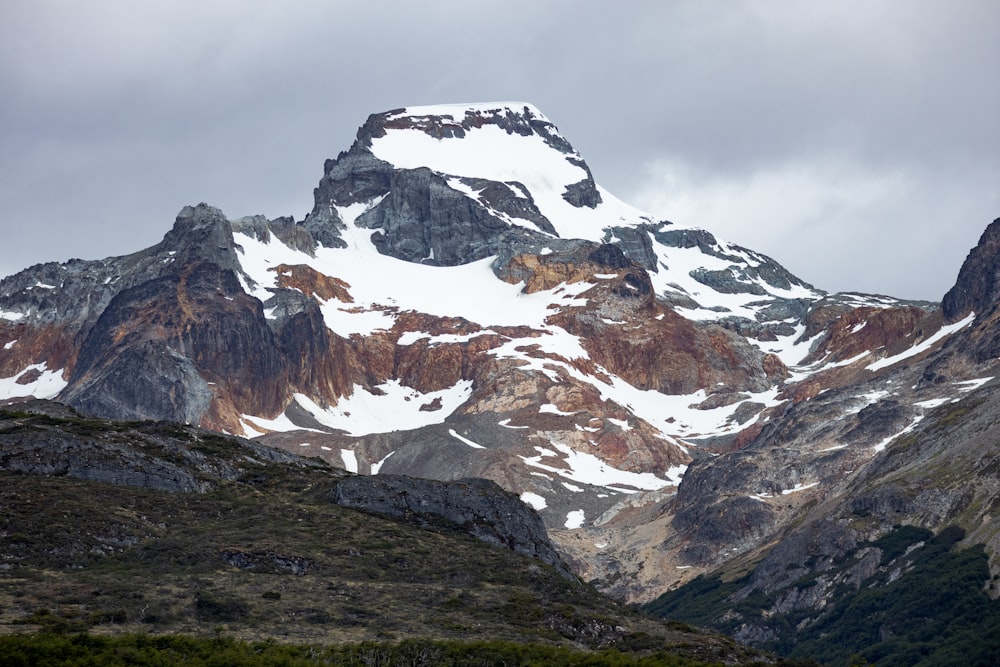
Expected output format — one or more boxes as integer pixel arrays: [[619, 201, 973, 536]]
[[1, 0, 997, 301]]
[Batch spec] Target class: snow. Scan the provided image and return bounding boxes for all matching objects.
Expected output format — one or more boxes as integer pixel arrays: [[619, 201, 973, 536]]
[[371, 451, 394, 474], [0, 310, 25, 322], [319, 304, 395, 338], [289, 379, 473, 437], [519, 442, 676, 491], [340, 449, 359, 473], [836, 389, 893, 418], [241, 411, 324, 436], [494, 321, 782, 443], [3, 339, 16, 350], [562, 482, 584, 492], [224, 103, 965, 487], [449, 428, 486, 449], [781, 482, 819, 495], [836, 293, 905, 308], [498, 418, 529, 429], [234, 226, 594, 337], [598, 376, 781, 440], [231, 151, 816, 453], [866, 313, 975, 371], [370, 105, 654, 241], [0, 363, 66, 400], [648, 233, 822, 325], [240, 421, 265, 438], [445, 177, 483, 200], [915, 398, 951, 409], [397, 329, 499, 347], [860, 389, 892, 403], [520, 492, 547, 510], [606, 417, 631, 431], [954, 376, 993, 393], [539, 403, 577, 416], [445, 177, 549, 233], [564, 509, 585, 529], [821, 351, 874, 370], [874, 415, 924, 453], [492, 325, 592, 375]]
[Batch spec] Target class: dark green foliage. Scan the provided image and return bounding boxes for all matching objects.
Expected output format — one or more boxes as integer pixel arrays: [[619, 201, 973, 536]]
[[194, 591, 249, 622], [870, 524, 933, 565], [0, 408, 147, 439], [0, 633, 762, 666], [645, 525, 1000, 666], [643, 574, 752, 630], [786, 527, 1000, 666], [0, 468, 756, 660]]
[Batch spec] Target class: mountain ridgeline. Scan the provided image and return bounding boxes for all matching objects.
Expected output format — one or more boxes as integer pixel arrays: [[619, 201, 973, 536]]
[[1, 102, 998, 663]]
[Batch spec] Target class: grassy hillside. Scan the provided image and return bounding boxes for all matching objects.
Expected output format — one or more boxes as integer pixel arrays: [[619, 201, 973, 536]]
[[0, 405, 795, 665]]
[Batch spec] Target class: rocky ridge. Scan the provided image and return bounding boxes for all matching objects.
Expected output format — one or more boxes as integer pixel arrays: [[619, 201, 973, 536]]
[[0, 399, 569, 574], [5, 403, 788, 661]]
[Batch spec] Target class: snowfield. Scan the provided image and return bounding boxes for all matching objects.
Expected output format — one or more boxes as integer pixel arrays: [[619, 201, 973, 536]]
[[224, 102, 973, 497], [0, 363, 66, 401]]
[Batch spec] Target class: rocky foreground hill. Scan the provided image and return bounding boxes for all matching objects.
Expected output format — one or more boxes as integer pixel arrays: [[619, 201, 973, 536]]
[[1, 102, 999, 663], [0, 400, 795, 665]]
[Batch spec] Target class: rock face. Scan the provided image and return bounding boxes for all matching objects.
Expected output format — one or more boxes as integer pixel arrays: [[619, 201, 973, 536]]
[[305, 104, 575, 266], [942, 217, 1000, 322], [0, 399, 318, 493], [1, 102, 997, 651], [335, 474, 573, 577]]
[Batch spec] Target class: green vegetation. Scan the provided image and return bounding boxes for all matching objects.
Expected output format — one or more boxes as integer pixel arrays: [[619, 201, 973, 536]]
[[0, 469, 618, 644], [870, 524, 933, 565], [0, 632, 799, 667], [645, 525, 1000, 666], [786, 527, 1000, 666], [0, 404, 791, 665], [644, 573, 747, 630]]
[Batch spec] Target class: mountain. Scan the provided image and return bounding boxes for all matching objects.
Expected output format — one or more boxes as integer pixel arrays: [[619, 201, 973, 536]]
[[1, 102, 997, 661], [645, 220, 1000, 665]]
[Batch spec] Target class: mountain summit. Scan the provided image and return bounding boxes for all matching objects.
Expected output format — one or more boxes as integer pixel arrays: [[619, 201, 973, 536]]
[[1, 104, 996, 633], [302, 101, 650, 265]]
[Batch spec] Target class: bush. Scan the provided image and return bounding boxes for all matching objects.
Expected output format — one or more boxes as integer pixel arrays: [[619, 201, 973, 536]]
[[194, 591, 248, 622]]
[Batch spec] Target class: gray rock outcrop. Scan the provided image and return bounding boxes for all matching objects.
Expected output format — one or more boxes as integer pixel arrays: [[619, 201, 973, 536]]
[[334, 474, 574, 578]]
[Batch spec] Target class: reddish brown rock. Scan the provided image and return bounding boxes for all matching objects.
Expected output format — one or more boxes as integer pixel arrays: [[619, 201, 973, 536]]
[[271, 264, 353, 303]]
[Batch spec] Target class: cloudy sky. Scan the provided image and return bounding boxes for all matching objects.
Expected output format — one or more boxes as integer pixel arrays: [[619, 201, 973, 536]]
[[1, 1, 997, 301]]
